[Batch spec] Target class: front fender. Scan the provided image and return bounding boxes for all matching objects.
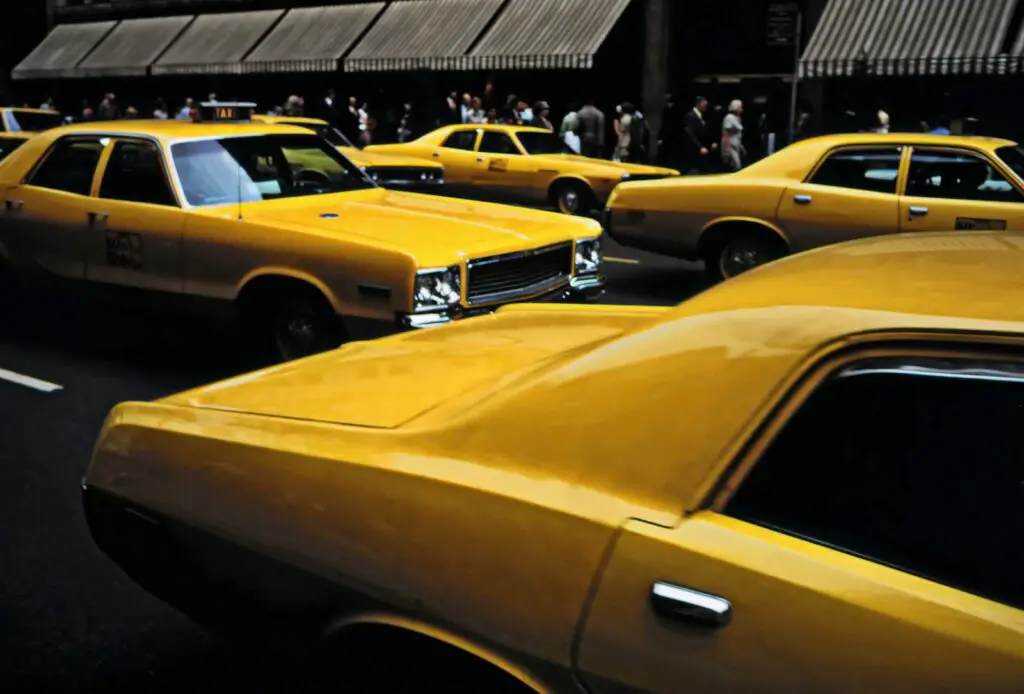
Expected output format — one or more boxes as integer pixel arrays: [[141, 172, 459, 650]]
[[235, 267, 342, 313]]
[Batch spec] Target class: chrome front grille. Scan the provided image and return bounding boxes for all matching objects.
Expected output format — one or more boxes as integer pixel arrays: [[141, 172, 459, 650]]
[[466, 242, 573, 306]]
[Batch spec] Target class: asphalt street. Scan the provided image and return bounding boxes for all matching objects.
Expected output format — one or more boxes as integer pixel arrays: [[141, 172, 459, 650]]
[[0, 236, 705, 693]]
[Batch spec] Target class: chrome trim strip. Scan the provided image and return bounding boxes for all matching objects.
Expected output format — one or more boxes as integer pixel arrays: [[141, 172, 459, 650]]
[[840, 359, 1024, 384], [466, 241, 573, 269]]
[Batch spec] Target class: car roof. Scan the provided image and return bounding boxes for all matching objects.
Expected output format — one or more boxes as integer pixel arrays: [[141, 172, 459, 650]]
[[790, 131, 1015, 151], [668, 231, 1024, 328], [43, 119, 313, 143], [432, 123, 552, 137]]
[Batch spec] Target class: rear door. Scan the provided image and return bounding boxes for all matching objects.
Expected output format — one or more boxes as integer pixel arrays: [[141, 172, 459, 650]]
[[775, 145, 903, 253], [85, 137, 185, 292], [0, 135, 106, 279], [578, 347, 1024, 694], [900, 146, 1024, 232]]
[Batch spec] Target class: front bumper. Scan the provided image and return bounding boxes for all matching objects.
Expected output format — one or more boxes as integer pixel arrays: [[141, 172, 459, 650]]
[[398, 274, 607, 329]]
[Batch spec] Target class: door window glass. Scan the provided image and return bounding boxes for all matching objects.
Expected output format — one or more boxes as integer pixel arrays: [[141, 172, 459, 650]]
[[28, 137, 105, 196], [478, 132, 519, 155], [907, 149, 1024, 203], [0, 137, 27, 161], [99, 140, 177, 207], [442, 130, 477, 151], [726, 356, 1023, 609], [809, 148, 902, 194]]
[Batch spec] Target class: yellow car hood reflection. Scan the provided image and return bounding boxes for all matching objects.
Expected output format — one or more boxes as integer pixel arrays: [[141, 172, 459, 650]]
[[342, 147, 442, 170], [237, 188, 598, 263], [166, 305, 664, 428]]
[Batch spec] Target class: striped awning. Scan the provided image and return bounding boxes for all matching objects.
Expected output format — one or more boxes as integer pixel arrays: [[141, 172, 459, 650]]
[[75, 16, 194, 78], [467, 0, 632, 70], [344, 0, 504, 72], [801, 0, 1018, 78], [11, 21, 116, 80], [152, 9, 284, 76], [244, 3, 384, 74]]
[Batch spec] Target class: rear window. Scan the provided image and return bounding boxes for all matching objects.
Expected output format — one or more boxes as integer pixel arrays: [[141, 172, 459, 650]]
[[6, 111, 63, 133], [0, 137, 27, 161]]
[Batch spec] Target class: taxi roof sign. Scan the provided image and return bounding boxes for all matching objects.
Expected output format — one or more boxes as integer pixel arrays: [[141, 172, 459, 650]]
[[198, 101, 256, 123]]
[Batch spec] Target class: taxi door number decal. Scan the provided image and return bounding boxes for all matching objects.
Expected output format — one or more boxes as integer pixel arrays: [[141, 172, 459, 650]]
[[955, 217, 1007, 231], [488, 158, 509, 172], [106, 231, 143, 270]]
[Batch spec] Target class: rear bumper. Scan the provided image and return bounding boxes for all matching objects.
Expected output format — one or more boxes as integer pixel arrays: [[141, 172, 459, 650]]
[[398, 274, 606, 329]]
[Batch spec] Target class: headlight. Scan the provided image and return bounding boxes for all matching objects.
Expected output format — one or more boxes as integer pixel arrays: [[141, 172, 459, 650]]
[[575, 237, 602, 275], [413, 266, 461, 311]]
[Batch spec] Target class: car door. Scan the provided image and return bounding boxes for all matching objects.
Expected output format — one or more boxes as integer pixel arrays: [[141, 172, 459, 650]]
[[900, 146, 1024, 232], [775, 146, 903, 253], [472, 131, 534, 203], [578, 348, 1024, 694], [85, 137, 185, 292], [0, 135, 106, 279], [429, 129, 482, 193]]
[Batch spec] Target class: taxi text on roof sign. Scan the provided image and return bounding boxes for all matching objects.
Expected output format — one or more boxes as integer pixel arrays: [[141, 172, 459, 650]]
[[198, 102, 257, 123]]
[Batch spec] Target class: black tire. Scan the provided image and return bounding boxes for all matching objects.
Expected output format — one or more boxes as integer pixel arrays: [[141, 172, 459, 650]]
[[704, 227, 787, 282], [552, 180, 595, 216], [244, 286, 346, 362]]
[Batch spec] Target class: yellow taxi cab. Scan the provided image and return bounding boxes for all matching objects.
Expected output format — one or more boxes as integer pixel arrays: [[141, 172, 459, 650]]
[[84, 232, 1022, 693], [606, 132, 1024, 280], [366, 123, 679, 215], [0, 118, 605, 361], [0, 107, 63, 161], [251, 113, 445, 189]]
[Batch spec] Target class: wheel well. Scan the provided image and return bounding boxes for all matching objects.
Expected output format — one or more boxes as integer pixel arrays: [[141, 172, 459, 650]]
[[547, 177, 592, 205], [696, 220, 789, 260], [320, 624, 540, 693], [236, 274, 334, 315]]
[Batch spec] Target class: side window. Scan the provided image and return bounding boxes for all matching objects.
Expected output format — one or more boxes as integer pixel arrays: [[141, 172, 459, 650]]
[[28, 137, 105, 196], [906, 149, 1024, 204], [478, 132, 519, 155], [808, 148, 902, 194], [0, 137, 26, 161], [726, 356, 1023, 610], [442, 130, 477, 151], [99, 140, 176, 207]]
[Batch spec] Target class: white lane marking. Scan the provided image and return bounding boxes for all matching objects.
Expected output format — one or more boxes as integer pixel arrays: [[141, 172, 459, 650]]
[[606, 256, 642, 265], [0, 367, 63, 393]]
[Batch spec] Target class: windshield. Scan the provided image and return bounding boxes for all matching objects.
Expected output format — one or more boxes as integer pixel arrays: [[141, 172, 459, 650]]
[[171, 134, 375, 207], [7, 110, 63, 133], [517, 131, 573, 155], [280, 121, 354, 148], [995, 146, 1024, 182]]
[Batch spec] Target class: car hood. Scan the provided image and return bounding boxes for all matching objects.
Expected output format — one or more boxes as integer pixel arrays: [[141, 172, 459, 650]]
[[238, 188, 599, 265], [164, 305, 667, 429], [531, 154, 678, 176], [341, 147, 443, 170]]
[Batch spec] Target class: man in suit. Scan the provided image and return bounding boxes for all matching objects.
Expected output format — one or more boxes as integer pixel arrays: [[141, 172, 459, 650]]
[[577, 97, 606, 159], [683, 96, 716, 174]]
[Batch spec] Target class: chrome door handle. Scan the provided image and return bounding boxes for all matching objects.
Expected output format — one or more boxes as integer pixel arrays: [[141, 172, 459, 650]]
[[908, 205, 929, 219], [794, 194, 812, 204], [5, 199, 23, 211], [650, 581, 731, 628], [476, 157, 485, 163], [431, 151, 441, 158], [87, 211, 108, 225]]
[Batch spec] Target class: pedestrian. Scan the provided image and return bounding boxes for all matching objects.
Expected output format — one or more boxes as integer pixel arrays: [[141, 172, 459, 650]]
[[929, 115, 952, 135], [613, 103, 635, 162], [40, 95, 56, 111], [124, 105, 139, 119], [398, 103, 414, 142], [284, 95, 303, 117], [682, 96, 714, 174], [177, 97, 194, 121], [628, 106, 650, 163], [465, 96, 485, 124], [321, 89, 338, 127], [531, 101, 554, 131], [152, 98, 168, 120], [97, 93, 118, 120], [870, 110, 890, 134], [358, 102, 372, 146], [658, 93, 681, 168], [721, 99, 746, 172], [560, 103, 581, 153], [577, 97, 605, 158], [441, 91, 460, 125], [460, 93, 472, 123]]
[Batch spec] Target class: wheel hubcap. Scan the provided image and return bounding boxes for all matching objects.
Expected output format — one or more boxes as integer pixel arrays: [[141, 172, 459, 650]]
[[720, 242, 765, 278], [562, 189, 579, 213], [277, 316, 319, 359]]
